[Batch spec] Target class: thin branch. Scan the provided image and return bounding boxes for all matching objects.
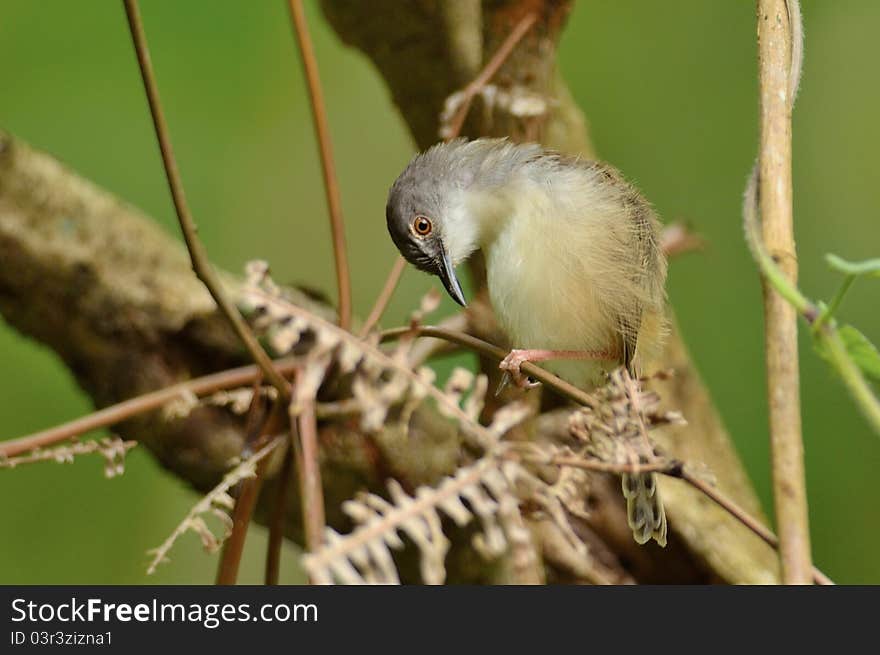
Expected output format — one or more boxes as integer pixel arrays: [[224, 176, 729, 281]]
[[359, 13, 538, 337], [508, 450, 676, 475], [286, 0, 352, 331], [381, 325, 594, 407], [0, 357, 299, 459], [752, 0, 812, 583], [441, 12, 538, 140], [122, 0, 290, 398], [512, 448, 832, 585], [215, 462, 267, 585], [291, 385, 326, 555], [265, 438, 294, 585], [359, 255, 407, 337], [215, 392, 274, 585], [679, 468, 831, 586]]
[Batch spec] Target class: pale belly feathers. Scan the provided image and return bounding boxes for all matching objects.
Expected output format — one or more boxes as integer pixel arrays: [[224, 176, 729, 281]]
[[482, 184, 624, 388]]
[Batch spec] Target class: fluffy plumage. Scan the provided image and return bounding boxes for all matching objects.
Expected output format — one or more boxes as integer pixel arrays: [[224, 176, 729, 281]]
[[387, 138, 668, 547]]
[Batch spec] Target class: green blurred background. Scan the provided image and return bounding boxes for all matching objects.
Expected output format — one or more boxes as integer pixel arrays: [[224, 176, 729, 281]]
[[1, 1, 877, 584]]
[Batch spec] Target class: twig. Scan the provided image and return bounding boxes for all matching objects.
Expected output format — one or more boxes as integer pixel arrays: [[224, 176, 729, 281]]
[[215, 392, 275, 585], [291, 387, 326, 555], [512, 448, 832, 585], [508, 450, 676, 475], [381, 325, 594, 407], [679, 468, 832, 586], [286, 0, 352, 331], [359, 13, 538, 337], [285, 0, 345, 565], [359, 256, 407, 337], [122, 0, 290, 398], [0, 357, 299, 459], [751, 0, 812, 583], [265, 439, 294, 584], [442, 12, 538, 140], [215, 461, 268, 585]]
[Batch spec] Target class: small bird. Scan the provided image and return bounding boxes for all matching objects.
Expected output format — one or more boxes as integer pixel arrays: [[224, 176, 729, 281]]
[[386, 138, 668, 546]]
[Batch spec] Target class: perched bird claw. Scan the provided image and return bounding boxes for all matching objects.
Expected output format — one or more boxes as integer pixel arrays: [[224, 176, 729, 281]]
[[498, 350, 542, 390]]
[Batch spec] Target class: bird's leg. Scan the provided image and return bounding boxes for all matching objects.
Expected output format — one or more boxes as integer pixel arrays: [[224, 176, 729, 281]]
[[498, 349, 615, 390]]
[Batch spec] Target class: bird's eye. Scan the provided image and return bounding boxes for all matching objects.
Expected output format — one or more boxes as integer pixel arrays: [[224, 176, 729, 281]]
[[412, 216, 433, 236]]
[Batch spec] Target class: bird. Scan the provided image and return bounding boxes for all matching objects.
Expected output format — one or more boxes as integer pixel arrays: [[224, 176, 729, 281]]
[[385, 137, 669, 547]]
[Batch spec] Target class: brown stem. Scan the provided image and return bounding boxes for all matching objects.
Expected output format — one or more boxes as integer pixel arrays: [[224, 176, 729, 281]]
[[215, 398, 277, 585], [290, 386, 326, 556], [287, 0, 352, 331], [215, 466, 265, 585], [359, 255, 407, 337], [516, 448, 831, 585], [443, 12, 538, 140], [755, 0, 811, 583], [0, 357, 299, 458], [265, 438, 294, 585], [381, 325, 594, 406], [121, 0, 290, 398], [679, 469, 830, 586], [510, 451, 676, 475]]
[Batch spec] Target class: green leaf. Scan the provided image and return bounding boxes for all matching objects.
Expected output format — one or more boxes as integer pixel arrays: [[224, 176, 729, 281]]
[[839, 325, 880, 384], [825, 253, 880, 278]]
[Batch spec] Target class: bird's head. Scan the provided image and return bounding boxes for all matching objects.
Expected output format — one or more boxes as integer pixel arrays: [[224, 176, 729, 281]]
[[385, 143, 475, 307], [386, 138, 536, 306]]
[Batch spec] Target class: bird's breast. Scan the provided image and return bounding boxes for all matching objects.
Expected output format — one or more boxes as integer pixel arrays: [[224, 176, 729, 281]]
[[483, 190, 619, 377]]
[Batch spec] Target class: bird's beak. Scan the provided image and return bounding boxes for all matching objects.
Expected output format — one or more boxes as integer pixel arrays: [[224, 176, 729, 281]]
[[438, 251, 467, 307]]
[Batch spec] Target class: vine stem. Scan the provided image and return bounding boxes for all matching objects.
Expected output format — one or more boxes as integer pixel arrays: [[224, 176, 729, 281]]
[[265, 441, 294, 584], [293, 402, 325, 556], [122, 0, 290, 398], [215, 392, 275, 585], [753, 0, 811, 583], [287, 0, 352, 331]]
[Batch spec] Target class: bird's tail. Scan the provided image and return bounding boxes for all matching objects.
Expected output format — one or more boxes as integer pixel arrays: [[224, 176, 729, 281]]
[[622, 472, 667, 547]]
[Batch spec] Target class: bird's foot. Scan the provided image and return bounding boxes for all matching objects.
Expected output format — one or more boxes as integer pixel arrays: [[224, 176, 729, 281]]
[[498, 349, 543, 390], [497, 348, 617, 394]]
